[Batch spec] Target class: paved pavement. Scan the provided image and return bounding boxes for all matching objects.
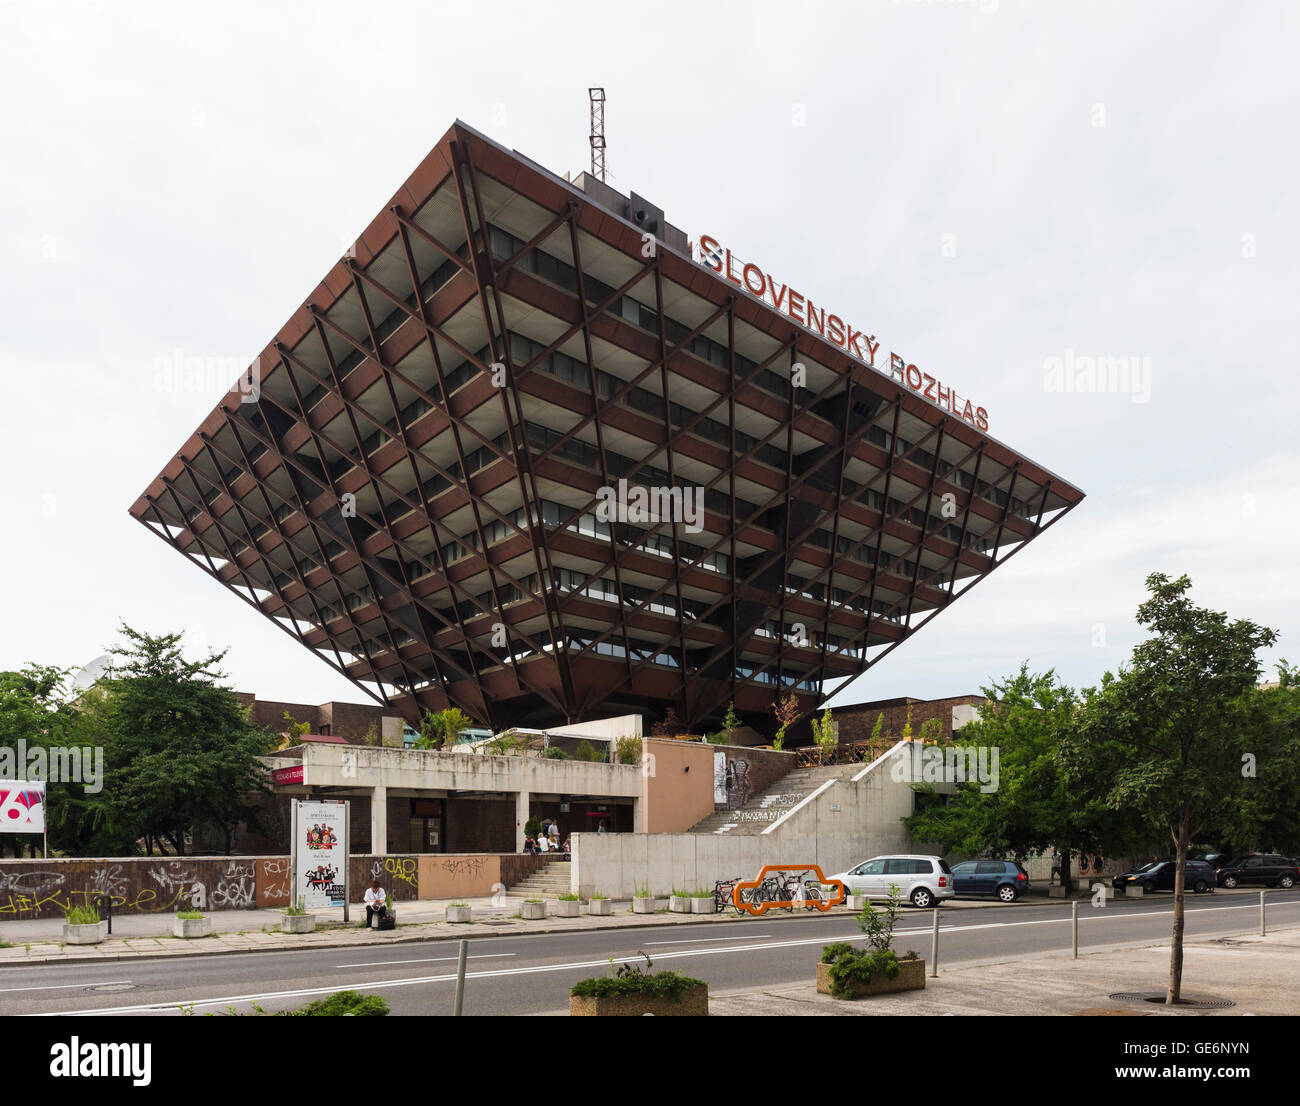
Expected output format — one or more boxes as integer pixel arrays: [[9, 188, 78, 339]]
[[0, 892, 1033, 963], [710, 922, 1300, 1016], [0, 887, 1283, 971]]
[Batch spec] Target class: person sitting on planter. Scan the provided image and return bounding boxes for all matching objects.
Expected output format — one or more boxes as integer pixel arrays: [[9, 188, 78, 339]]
[[364, 878, 388, 928], [561, 835, 572, 860]]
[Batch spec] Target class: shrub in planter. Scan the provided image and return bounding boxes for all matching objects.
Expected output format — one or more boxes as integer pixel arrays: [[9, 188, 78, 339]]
[[587, 892, 613, 916], [522, 899, 546, 920], [669, 889, 692, 913], [62, 904, 108, 945], [570, 953, 708, 1017], [554, 893, 581, 918], [282, 898, 317, 934], [632, 885, 656, 914], [445, 902, 472, 923], [817, 884, 925, 998], [173, 910, 212, 939], [690, 889, 715, 914]]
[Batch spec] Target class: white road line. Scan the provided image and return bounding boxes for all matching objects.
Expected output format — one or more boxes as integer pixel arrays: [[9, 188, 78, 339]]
[[337, 952, 516, 968], [0, 980, 132, 994], [644, 934, 771, 945], [34, 898, 1300, 1016]]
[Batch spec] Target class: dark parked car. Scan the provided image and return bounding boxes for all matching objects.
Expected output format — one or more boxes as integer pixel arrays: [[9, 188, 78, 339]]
[[1216, 855, 1299, 890], [1112, 860, 1215, 894], [950, 860, 1029, 902]]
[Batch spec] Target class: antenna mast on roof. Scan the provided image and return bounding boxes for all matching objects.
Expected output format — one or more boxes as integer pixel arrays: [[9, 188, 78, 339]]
[[588, 87, 607, 182]]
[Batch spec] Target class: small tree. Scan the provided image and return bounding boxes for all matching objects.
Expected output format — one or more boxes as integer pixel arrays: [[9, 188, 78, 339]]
[[811, 708, 838, 764], [1060, 574, 1276, 1004], [771, 691, 800, 751], [414, 708, 472, 750], [652, 708, 682, 738], [721, 701, 741, 743]]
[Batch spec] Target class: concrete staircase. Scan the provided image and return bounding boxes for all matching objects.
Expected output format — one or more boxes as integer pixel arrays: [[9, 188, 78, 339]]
[[688, 763, 861, 835], [502, 859, 573, 901]]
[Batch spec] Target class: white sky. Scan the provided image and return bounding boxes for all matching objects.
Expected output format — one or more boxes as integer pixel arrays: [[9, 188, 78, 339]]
[[1, 1, 1296, 715]]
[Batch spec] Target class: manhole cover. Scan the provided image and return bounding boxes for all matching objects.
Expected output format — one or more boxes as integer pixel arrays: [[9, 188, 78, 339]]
[[1109, 990, 1235, 1009], [87, 983, 136, 994]]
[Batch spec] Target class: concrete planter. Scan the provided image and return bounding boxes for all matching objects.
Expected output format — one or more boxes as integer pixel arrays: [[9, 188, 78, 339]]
[[587, 899, 613, 916], [570, 982, 708, 1017], [669, 895, 692, 913], [281, 913, 316, 933], [845, 895, 867, 911], [445, 905, 472, 923], [63, 921, 108, 945], [1090, 885, 1116, 901], [816, 957, 927, 999], [521, 901, 546, 920], [632, 897, 657, 914], [172, 916, 211, 939], [553, 899, 581, 918], [690, 897, 715, 914], [1048, 885, 1068, 898], [1124, 884, 1148, 898]]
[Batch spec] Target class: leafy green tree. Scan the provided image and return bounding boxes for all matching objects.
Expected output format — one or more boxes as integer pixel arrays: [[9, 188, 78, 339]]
[[1059, 574, 1276, 1004], [1229, 664, 1300, 856], [99, 625, 278, 855], [414, 707, 472, 750], [904, 666, 1146, 893], [811, 707, 838, 764]]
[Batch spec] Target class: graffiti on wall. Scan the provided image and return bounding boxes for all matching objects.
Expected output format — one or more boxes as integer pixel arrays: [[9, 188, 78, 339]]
[[440, 856, 486, 879], [725, 758, 752, 810]]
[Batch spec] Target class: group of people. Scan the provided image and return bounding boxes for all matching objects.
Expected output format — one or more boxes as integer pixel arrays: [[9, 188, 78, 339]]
[[523, 817, 571, 858]]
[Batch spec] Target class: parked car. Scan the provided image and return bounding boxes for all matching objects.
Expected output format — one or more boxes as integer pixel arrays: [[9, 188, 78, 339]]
[[825, 855, 955, 909], [950, 860, 1029, 902], [1111, 860, 1215, 894], [1216, 855, 1299, 890]]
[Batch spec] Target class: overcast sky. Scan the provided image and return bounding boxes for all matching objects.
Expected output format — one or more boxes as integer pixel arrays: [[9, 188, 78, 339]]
[[1, 1, 1296, 716]]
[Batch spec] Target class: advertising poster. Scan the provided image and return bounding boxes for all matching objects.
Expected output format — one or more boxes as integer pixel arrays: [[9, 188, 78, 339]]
[[295, 800, 347, 909], [0, 781, 46, 834]]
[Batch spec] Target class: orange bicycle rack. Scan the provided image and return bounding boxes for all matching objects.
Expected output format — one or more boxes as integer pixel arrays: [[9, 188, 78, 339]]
[[732, 864, 845, 916]]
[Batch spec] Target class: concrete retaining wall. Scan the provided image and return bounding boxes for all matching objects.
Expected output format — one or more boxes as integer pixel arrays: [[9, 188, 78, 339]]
[[572, 743, 935, 897]]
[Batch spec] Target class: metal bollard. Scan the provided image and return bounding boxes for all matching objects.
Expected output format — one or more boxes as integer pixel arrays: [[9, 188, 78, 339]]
[[1071, 900, 1078, 959], [1260, 891, 1266, 937], [95, 892, 112, 936], [930, 908, 939, 977], [453, 938, 468, 1016]]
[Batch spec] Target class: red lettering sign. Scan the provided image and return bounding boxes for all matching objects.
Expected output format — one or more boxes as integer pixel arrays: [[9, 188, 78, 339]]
[[694, 235, 989, 429]]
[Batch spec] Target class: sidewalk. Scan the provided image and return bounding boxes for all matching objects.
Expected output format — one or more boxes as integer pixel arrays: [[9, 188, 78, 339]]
[[710, 924, 1300, 1016], [0, 886, 1279, 968], [0, 891, 1041, 964]]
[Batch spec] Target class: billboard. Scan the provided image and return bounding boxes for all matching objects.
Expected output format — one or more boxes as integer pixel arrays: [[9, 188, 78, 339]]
[[294, 800, 347, 909], [0, 781, 46, 833]]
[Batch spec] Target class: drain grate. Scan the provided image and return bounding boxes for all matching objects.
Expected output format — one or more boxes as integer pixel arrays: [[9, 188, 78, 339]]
[[1109, 990, 1235, 1009]]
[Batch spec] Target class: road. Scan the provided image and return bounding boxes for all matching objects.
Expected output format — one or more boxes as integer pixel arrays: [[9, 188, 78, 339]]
[[8, 891, 1299, 1016]]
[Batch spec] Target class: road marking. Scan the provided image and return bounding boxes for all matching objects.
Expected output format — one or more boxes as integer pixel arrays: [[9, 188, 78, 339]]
[[337, 952, 516, 968], [34, 898, 1300, 1016], [0, 980, 132, 994], [644, 934, 771, 945]]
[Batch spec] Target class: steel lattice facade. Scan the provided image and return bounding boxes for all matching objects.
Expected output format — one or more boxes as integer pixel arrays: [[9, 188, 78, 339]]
[[130, 121, 1084, 733]]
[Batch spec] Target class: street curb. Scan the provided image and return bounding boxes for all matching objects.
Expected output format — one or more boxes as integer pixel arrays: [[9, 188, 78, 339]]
[[0, 889, 1275, 968]]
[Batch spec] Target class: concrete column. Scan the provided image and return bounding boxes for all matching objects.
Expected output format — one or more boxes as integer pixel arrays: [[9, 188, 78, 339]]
[[371, 785, 387, 853], [515, 789, 530, 852]]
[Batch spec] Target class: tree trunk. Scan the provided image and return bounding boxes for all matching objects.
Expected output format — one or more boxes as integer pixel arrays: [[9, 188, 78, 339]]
[[1167, 811, 1190, 1004], [1061, 850, 1074, 894]]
